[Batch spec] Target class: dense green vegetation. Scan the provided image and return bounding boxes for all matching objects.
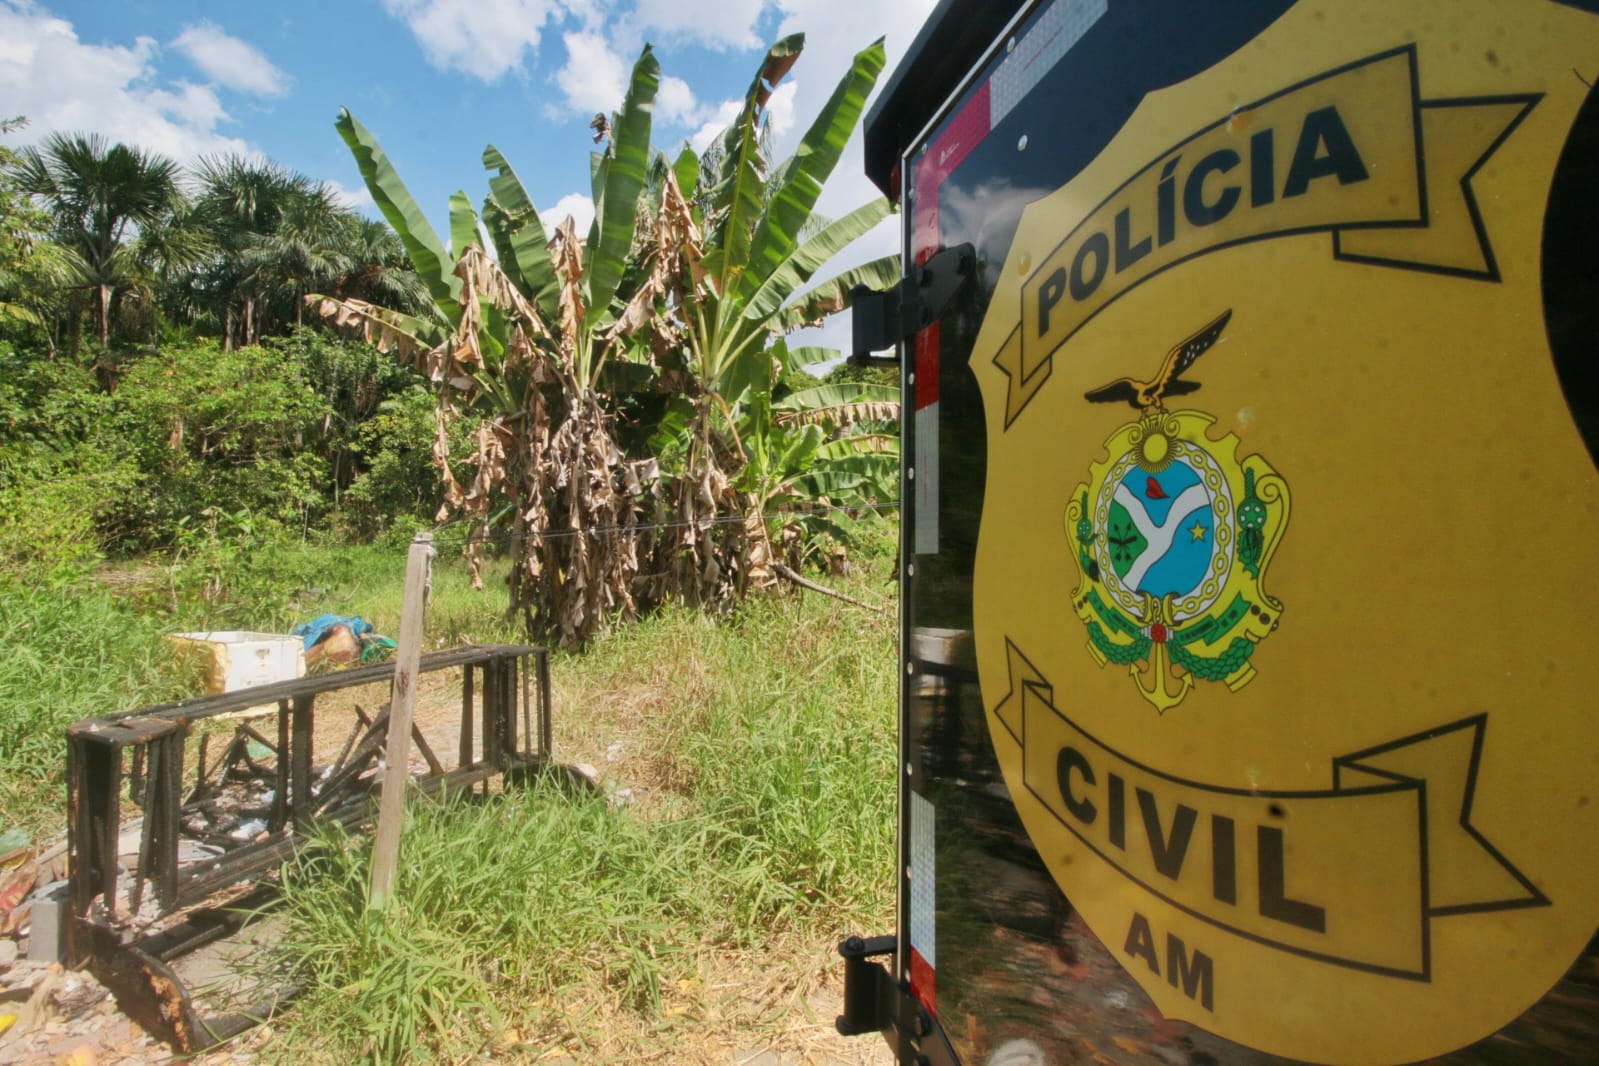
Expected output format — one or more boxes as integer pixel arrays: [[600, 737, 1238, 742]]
[[0, 113, 448, 580], [0, 332, 446, 585]]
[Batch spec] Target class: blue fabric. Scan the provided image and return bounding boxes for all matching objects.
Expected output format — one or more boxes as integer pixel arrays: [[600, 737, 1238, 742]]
[[291, 613, 374, 650]]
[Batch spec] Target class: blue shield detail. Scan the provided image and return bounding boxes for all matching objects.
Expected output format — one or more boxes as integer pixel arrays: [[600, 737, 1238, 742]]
[[1110, 460, 1216, 598]]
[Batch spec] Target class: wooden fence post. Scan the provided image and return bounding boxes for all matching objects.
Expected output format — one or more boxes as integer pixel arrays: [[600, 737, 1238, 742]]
[[369, 532, 435, 912]]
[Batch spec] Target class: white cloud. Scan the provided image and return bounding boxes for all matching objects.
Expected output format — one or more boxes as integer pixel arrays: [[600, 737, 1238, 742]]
[[381, 0, 566, 82], [555, 31, 627, 114], [629, 0, 766, 51], [326, 179, 376, 213], [0, 3, 254, 164], [764, 80, 797, 141], [172, 22, 289, 97], [689, 99, 742, 153], [541, 192, 595, 237], [656, 75, 699, 126], [157, 81, 230, 131]]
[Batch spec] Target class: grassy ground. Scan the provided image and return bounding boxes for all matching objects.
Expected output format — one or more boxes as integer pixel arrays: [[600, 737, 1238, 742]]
[[265, 551, 900, 1064], [1, 529, 899, 1064], [0, 577, 193, 833]]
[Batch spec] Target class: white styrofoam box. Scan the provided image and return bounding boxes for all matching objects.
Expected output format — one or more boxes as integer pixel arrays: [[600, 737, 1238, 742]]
[[170, 631, 306, 695]]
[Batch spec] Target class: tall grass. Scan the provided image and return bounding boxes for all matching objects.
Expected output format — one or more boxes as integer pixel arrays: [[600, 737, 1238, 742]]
[[0, 537, 520, 837], [0, 578, 190, 833], [266, 557, 899, 1064]]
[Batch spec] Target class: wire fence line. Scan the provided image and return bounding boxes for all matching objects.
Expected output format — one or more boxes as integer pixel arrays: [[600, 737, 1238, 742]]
[[424, 500, 903, 549]]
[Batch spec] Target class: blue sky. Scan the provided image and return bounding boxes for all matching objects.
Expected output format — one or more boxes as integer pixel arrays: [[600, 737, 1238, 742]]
[[1, 0, 934, 315]]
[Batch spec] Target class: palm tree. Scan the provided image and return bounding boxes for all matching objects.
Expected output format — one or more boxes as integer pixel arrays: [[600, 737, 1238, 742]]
[[237, 180, 346, 332], [191, 155, 320, 347], [323, 215, 429, 315], [190, 158, 422, 344], [12, 132, 186, 348]]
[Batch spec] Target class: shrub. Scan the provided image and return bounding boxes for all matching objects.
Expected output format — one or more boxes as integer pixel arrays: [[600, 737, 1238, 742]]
[[103, 340, 332, 549], [0, 341, 135, 579], [337, 384, 450, 539]]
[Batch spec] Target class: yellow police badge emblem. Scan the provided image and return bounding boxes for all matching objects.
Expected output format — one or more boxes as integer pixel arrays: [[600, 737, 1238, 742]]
[[965, 0, 1599, 1060]]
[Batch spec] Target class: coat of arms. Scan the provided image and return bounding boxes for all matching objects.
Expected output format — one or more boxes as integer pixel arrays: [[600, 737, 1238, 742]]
[[1066, 310, 1289, 711]]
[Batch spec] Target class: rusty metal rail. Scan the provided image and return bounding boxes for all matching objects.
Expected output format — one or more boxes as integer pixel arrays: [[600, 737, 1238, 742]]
[[62, 643, 550, 1051]]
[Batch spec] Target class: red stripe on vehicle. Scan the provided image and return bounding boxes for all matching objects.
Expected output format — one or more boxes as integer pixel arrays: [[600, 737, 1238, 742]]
[[910, 83, 991, 413], [909, 947, 937, 1016]]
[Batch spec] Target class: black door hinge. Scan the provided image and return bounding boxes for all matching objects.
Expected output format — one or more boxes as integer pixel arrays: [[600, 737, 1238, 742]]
[[848, 243, 976, 367], [836, 934, 961, 1065]]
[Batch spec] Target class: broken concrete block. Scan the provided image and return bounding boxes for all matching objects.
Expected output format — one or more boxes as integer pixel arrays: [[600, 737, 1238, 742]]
[[26, 883, 68, 964]]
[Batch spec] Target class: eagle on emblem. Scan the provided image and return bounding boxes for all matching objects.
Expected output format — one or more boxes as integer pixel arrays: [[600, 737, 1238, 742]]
[[1084, 309, 1232, 412]]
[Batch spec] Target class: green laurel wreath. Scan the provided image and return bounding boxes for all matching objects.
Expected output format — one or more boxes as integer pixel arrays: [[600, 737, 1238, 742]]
[[1169, 637, 1255, 681], [1087, 623, 1151, 665], [1088, 624, 1253, 679]]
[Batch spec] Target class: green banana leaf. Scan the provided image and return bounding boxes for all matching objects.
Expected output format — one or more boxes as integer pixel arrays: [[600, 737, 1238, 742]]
[[482, 145, 558, 318], [814, 434, 899, 459], [773, 256, 901, 332], [775, 421, 826, 475], [773, 381, 899, 416], [585, 149, 606, 278], [810, 451, 899, 476], [717, 326, 774, 406], [647, 396, 697, 466], [799, 451, 899, 496], [585, 45, 659, 330], [449, 191, 479, 260], [334, 109, 461, 319], [672, 146, 700, 202], [708, 33, 803, 211], [705, 118, 762, 304], [704, 34, 804, 296], [785, 346, 837, 373], [739, 39, 886, 305], [743, 199, 894, 322]]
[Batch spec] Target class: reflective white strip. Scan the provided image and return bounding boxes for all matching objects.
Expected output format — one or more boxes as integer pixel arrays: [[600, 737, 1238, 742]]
[[914, 403, 940, 556], [909, 790, 937, 968]]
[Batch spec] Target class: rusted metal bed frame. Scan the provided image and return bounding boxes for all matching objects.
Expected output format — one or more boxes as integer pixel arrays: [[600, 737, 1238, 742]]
[[62, 642, 550, 1051]]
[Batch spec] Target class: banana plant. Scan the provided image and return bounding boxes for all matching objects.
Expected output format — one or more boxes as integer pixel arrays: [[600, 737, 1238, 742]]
[[313, 36, 898, 638], [326, 42, 659, 393], [314, 49, 664, 646], [627, 34, 901, 586], [671, 35, 899, 401]]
